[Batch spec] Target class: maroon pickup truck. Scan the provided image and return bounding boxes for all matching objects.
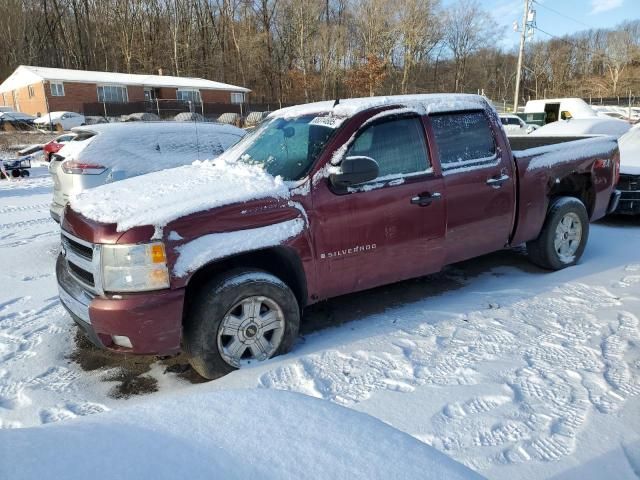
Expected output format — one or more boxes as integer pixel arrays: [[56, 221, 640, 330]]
[[56, 94, 621, 379]]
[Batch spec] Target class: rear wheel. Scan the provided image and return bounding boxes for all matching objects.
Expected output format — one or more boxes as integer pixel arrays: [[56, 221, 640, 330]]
[[527, 197, 589, 270], [183, 268, 300, 379], [20, 170, 30, 178]]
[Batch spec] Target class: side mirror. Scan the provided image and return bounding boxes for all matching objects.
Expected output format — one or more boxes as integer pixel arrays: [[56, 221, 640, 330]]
[[330, 156, 379, 188]]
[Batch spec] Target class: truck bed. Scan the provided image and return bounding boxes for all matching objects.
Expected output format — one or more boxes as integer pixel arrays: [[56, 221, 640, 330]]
[[508, 135, 599, 151], [507, 135, 619, 246]]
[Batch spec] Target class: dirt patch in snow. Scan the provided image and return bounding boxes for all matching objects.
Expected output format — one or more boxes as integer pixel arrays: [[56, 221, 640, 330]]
[[68, 328, 206, 397], [105, 372, 158, 399]]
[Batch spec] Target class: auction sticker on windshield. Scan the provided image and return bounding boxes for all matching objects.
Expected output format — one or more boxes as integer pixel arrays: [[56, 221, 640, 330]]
[[309, 116, 345, 128]]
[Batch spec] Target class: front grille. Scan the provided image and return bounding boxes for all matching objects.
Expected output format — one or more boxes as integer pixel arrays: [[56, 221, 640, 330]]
[[61, 230, 99, 293], [62, 235, 92, 260], [618, 174, 640, 192], [68, 261, 95, 286]]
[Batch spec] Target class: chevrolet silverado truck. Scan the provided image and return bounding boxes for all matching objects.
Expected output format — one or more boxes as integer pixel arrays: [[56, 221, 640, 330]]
[[56, 94, 621, 379]]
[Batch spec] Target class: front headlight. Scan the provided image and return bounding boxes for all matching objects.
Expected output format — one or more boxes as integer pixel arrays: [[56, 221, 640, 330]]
[[101, 242, 170, 292]]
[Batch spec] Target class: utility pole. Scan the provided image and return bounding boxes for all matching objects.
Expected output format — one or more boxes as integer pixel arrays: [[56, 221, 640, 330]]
[[513, 0, 529, 113]]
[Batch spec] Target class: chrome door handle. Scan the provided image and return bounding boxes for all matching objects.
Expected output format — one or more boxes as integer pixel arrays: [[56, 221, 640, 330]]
[[486, 174, 510, 188], [410, 192, 442, 206]]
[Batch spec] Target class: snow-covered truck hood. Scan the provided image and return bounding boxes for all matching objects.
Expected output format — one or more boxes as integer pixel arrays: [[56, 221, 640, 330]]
[[69, 159, 291, 232]]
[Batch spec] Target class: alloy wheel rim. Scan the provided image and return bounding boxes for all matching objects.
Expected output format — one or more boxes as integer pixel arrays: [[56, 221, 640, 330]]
[[216, 295, 285, 368], [554, 212, 582, 263]]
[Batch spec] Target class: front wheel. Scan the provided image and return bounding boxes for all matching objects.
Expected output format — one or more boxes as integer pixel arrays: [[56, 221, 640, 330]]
[[183, 268, 300, 379], [527, 196, 589, 270]]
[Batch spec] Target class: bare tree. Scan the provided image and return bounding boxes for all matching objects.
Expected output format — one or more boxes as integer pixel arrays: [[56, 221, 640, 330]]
[[443, 0, 497, 92]]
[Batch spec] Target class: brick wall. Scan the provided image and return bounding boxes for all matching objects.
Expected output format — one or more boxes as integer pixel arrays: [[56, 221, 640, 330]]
[[46, 81, 98, 113], [3, 83, 48, 116], [201, 90, 235, 103]]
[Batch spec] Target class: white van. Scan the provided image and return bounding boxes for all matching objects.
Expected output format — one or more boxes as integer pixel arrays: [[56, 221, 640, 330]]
[[524, 98, 598, 124]]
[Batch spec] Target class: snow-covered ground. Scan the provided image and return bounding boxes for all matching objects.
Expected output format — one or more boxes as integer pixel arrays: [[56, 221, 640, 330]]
[[1, 166, 640, 479]]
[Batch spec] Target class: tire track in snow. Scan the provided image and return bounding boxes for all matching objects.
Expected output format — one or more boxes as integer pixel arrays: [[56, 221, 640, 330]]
[[0, 217, 53, 232], [0, 203, 49, 215]]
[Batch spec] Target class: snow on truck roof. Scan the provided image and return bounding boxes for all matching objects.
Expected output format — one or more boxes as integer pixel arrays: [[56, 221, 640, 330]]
[[269, 94, 490, 120], [0, 65, 250, 93]]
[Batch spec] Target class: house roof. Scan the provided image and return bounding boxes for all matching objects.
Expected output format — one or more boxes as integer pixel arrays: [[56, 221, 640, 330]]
[[0, 65, 250, 94]]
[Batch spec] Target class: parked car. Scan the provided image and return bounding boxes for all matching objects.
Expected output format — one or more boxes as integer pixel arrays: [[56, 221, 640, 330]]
[[0, 111, 35, 129], [56, 94, 620, 379], [43, 133, 77, 162], [499, 114, 537, 135], [122, 112, 160, 122], [174, 112, 208, 122], [34, 111, 86, 130], [49, 122, 246, 222], [614, 127, 640, 215], [244, 111, 270, 128], [530, 117, 631, 138], [217, 112, 240, 125]]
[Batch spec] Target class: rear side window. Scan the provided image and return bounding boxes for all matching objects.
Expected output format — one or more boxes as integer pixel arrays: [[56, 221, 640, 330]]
[[431, 112, 496, 169], [346, 117, 430, 178]]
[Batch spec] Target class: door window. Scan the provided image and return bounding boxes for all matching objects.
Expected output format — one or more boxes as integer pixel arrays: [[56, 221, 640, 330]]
[[346, 116, 430, 179], [430, 112, 496, 171]]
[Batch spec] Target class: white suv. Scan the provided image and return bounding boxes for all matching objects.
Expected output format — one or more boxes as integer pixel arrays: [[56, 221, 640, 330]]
[[500, 114, 538, 135], [49, 122, 246, 222]]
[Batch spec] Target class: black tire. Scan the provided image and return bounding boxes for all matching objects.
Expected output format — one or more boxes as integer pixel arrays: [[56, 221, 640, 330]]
[[11, 170, 20, 178], [20, 170, 30, 178], [183, 268, 300, 380], [527, 196, 589, 270]]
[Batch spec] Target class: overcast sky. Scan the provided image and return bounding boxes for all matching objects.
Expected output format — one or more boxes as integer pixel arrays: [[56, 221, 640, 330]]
[[445, 0, 637, 50]]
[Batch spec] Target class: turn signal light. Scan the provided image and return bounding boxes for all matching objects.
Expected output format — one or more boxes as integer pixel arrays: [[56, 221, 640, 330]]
[[150, 244, 167, 263]]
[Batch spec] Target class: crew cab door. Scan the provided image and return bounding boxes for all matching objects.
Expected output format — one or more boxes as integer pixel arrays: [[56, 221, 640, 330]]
[[428, 111, 516, 265], [311, 114, 446, 300]]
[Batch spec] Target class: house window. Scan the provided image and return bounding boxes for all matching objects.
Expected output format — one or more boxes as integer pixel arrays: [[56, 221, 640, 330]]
[[97, 85, 128, 103], [50, 82, 65, 96], [230, 92, 244, 104], [144, 88, 156, 102], [177, 89, 201, 104], [28, 85, 35, 98]]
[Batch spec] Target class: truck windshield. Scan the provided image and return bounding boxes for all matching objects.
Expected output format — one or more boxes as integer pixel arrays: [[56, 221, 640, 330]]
[[228, 115, 337, 180]]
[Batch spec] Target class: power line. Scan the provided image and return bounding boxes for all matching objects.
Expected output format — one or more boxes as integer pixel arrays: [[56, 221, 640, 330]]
[[531, 1, 592, 30], [531, 25, 602, 56]]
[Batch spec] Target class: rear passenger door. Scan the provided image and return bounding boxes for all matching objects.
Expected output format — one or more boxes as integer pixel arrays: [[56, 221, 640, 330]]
[[428, 111, 515, 265]]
